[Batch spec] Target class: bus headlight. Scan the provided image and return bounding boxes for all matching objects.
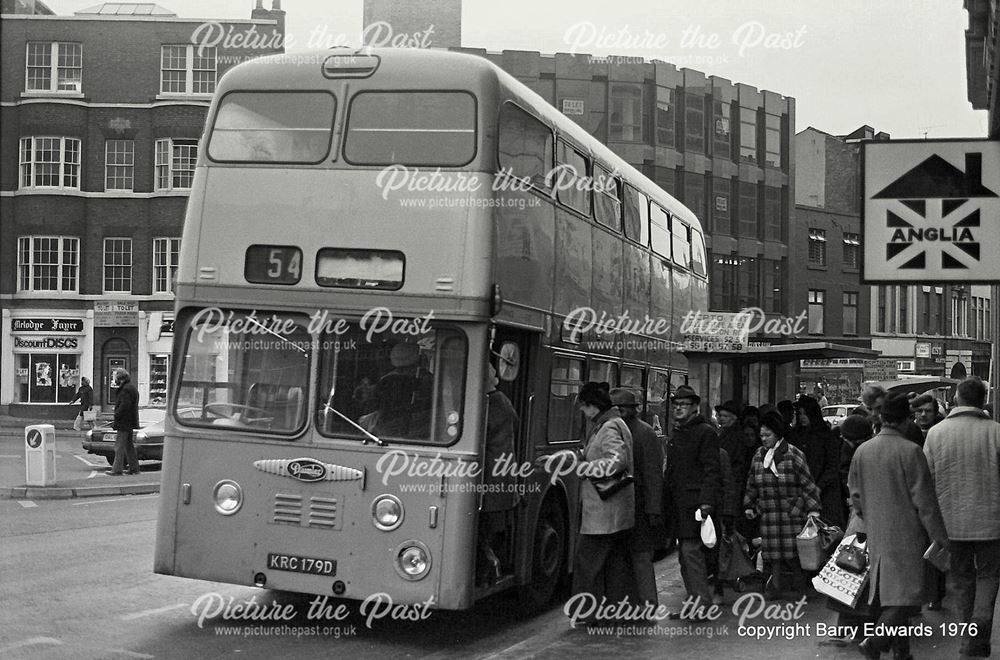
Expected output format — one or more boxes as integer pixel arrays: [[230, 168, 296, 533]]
[[371, 494, 403, 531], [394, 541, 431, 580], [213, 480, 243, 515]]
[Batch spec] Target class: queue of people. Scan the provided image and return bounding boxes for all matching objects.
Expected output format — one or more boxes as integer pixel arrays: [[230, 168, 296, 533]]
[[564, 375, 1000, 660]]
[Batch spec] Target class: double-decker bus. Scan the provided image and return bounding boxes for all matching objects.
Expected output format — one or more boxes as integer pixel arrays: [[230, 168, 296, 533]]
[[154, 47, 709, 611]]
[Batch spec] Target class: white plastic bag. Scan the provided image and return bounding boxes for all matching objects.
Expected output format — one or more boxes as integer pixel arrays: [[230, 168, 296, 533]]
[[696, 509, 717, 549]]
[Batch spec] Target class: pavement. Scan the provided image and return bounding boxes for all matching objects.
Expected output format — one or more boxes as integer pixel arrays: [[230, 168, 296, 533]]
[[0, 414, 160, 499]]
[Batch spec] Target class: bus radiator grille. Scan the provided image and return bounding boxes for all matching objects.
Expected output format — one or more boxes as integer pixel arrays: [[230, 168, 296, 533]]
[[271, 493, 341, 530]]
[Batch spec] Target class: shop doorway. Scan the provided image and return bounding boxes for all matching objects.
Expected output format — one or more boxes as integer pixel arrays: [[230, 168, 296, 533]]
[[102, 338, 130, 410]]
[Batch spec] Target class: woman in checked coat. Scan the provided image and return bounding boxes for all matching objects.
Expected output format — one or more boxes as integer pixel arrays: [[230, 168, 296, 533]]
[[744, 412, 822, 599]]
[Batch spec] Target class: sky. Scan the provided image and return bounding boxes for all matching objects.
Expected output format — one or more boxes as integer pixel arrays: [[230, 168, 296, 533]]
[[43, 0, 989, 139]]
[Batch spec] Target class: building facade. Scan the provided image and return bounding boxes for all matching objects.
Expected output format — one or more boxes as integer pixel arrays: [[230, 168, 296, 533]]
[[0, 1, 285, 416], [448, 48, 796, 403], [965, 0, 1000, 138], [792, 126, 882, 401], [794, 125, 992, 396]]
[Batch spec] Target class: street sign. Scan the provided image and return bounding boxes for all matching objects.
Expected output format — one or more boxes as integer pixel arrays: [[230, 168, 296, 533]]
[[862, 139, 1000, 282], [863, 358, 898, 382], [681, 311, 749, 353]]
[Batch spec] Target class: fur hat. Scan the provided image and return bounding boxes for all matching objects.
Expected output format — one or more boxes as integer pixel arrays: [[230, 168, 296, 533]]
[[578, 381, 612, 410], [759, 412, 787, 439]]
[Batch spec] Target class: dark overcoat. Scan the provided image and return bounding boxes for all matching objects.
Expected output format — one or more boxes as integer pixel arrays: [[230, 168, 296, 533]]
[[848, 427, 949, 606], [113, 379, 139, 430], [622, 415, 664, 550], [664, 414, 721, 539], [743, 440, 822, 562], [788, 423, 844, 528]]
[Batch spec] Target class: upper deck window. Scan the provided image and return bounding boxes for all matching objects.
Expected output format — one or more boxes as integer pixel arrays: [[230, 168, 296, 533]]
[[208, 92, 335, 164], [344, 91, 476, 166], [498, 103, 552, 189], [555, 141, 591, 216], [650, 204, 671, 258]]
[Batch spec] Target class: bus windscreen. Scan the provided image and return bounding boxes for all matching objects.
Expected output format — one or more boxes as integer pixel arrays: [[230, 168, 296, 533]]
[[208, 91, 335, 164]]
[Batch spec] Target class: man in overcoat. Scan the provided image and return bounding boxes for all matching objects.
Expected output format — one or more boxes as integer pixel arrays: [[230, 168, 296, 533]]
[[924, 377, 1000, 658], [611, 388, 663, 612], [849, 391, 949, 659], [663, 385, 721, 608], [110, 369, 141, 475]]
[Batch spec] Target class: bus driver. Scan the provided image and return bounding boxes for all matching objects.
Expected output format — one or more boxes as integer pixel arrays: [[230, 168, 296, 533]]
[[371, 342, 432, 437]]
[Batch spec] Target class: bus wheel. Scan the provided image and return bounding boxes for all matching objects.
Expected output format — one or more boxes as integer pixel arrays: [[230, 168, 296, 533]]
[[518, 497, 565, 613]]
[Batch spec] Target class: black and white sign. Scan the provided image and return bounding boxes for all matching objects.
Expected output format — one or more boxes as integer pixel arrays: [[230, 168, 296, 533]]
[[863, 139, 1000, 282]]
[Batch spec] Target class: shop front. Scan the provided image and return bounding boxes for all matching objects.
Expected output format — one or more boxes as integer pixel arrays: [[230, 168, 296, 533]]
[[2, 312, 93, 419]]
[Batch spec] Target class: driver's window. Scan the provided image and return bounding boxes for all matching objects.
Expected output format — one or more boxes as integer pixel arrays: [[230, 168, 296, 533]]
[[174, 310, 311, 434]]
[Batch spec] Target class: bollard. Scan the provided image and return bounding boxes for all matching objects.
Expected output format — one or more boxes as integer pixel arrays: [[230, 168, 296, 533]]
[[25, 424, 57, 486]]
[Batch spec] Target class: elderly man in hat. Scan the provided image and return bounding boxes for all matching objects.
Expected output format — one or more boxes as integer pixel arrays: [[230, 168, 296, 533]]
[[663, 385, 721, 611], [850, 391, 949, 660], [611, 387, 663, 613]]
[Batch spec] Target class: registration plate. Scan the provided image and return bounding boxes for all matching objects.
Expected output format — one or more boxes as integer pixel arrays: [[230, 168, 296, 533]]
[[267, 553, 337, 576]]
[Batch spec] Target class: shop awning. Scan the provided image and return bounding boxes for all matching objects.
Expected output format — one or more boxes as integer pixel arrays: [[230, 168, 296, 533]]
[[683, 342, 881, 366]]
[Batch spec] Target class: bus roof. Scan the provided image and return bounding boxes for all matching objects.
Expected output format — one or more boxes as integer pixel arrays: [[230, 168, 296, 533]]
[[218, 47, 703, 234]]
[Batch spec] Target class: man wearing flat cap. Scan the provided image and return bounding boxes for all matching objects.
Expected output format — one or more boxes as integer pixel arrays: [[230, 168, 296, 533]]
[[611, 387, 664, 612], [663, 385, 721, 608]]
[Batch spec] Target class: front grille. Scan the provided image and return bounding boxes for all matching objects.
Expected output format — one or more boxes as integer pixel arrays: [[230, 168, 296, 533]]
[[271, 493, 341, 530]]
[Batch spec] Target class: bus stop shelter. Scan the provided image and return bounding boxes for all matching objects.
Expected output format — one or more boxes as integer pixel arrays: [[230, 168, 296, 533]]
[[684, 341, 882, 408]]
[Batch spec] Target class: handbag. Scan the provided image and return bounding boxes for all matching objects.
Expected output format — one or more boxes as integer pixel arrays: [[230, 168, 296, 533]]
[[835, 535, 868, 573], [796, 516, 826, 571], [83, 407, 98, 422], [813, 534, 870, 608], [818, 521, 844, 555], [591, 472, 634, 500]]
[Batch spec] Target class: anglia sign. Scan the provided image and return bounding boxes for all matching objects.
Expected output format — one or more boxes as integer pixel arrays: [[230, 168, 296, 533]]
[[862, 139, 1000, 282]]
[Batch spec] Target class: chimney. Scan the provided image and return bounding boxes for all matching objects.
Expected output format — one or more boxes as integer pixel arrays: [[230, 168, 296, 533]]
[[271, 0, 281, 9], [966, 153, 982, 187]]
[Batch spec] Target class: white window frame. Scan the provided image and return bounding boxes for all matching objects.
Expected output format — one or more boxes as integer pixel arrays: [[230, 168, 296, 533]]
[[19, 137, 81, 190], [104, 139, 135, 191], [17, 236, 79, 293], [160, 44, 216, 95], [25, 42, 82, 93], [103, 237, 133, 294], [154, 138, 198, 191], [153, 237, 181, 294]]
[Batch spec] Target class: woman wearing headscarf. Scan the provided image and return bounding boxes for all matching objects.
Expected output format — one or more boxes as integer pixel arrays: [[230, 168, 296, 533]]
[[744, 412, 822, 600], [789, 395, 845, 529], [571, 381, 635, 625]]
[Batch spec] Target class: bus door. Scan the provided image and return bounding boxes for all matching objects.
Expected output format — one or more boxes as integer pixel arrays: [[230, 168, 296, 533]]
[[479, 326, 532, 584]]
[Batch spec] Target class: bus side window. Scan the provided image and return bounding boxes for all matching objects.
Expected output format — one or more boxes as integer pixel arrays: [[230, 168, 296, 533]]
[[547, 356, 585, 444], [498, 103, 553, 190], [622, 185, 649, 246], [650, 204, 671, 259], [593, 164, 622, 231], [555, 141, 592, 216]]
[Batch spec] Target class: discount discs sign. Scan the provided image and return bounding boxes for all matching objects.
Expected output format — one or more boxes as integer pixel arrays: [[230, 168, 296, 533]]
[[863, 139, 1000, 282]]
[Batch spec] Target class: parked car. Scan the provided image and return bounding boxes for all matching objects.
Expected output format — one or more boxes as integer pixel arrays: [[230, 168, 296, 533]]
[[81, 408, 169, 465], [822, 404, 860, 427]]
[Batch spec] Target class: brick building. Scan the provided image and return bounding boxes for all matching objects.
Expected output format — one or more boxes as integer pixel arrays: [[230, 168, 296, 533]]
[[0, 0, 285, 416], [794, 125, 992, 397]]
